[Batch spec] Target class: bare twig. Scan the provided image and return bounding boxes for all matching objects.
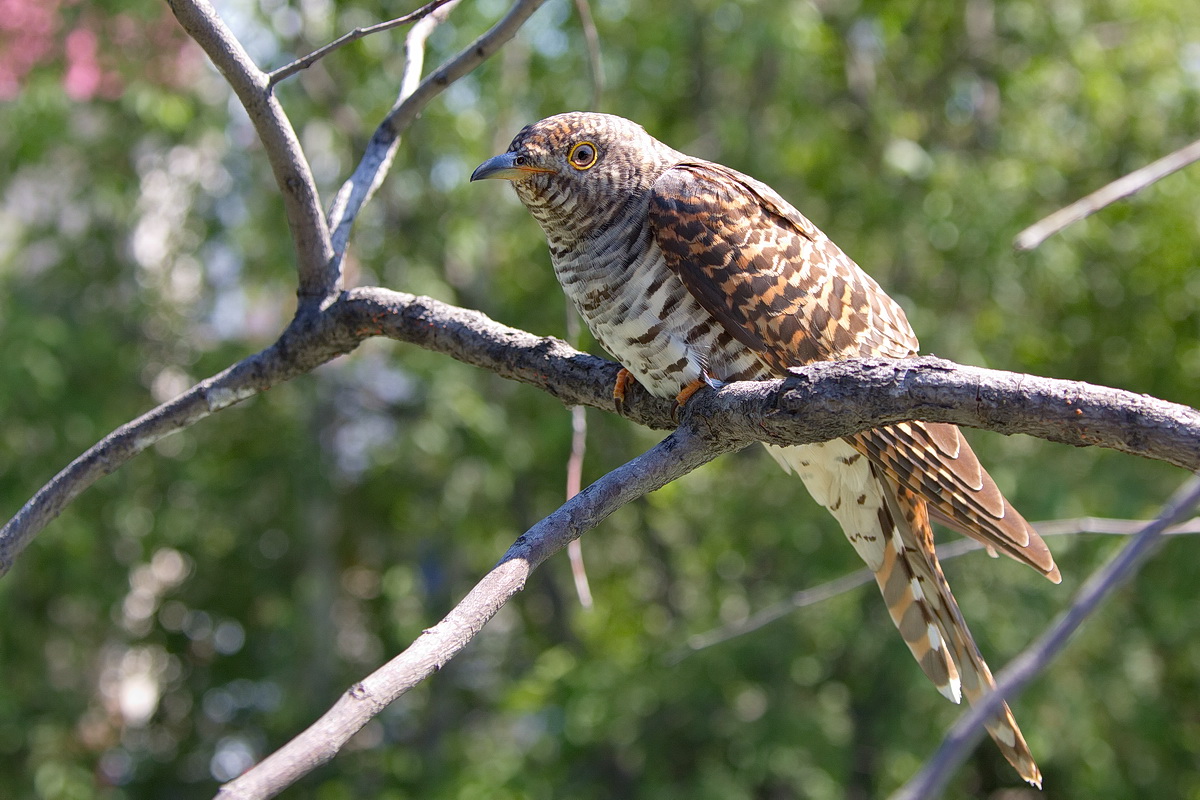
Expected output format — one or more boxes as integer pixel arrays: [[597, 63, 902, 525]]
[[266, 0, 457, 88], [165, 0, 335, 301], [215, 424, 736, 799], [1033, 515, 1200, 537], [326, 0, 461, 259], [572, 0, 604, 110], [565, 404, 594, 608], [1014, 137, 1200, 251], [326, 0, 545, 279], [673, 569, 876, 660], [379, 0, 548, 137], [564, 304, 594, 607], [672, 516, 1200, 660], [891, 474, 1200, 800]]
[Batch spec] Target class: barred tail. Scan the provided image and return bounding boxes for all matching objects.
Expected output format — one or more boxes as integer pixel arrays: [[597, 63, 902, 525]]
[[879, 484, 1042, 788], [766, 441, 1041, 786]]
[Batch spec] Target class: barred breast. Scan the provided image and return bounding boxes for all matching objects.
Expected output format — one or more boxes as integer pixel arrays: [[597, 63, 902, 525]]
[[548, 203, 765, 398]]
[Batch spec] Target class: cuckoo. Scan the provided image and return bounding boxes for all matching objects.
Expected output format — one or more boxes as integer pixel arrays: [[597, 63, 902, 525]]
[[472, 112, 1059, 786]]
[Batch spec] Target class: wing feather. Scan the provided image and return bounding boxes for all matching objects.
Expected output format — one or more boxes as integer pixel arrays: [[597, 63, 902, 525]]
[[648, 162, 919, 367], [649, 162, 1060, 584], [852, 423, 1061, 582]]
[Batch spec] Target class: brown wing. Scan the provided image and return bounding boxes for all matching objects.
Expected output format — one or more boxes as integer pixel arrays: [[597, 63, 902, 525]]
[[649, 162, 1060, 583], [852, 422, 1061, 583], [647, 162, 919, 369]]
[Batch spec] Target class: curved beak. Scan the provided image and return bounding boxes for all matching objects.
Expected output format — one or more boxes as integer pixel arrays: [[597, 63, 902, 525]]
[[470, 152, 552, 182]]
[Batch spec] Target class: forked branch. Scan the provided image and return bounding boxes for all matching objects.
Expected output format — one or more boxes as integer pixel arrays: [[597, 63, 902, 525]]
[[165, 0, 334, 299], [266, 0, 458, 87]]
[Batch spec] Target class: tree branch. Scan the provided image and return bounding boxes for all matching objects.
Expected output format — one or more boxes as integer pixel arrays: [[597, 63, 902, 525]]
[[327, 0, 548, 272], [0, 309, 363, 575], [565, 404, 595, 608], [265, 0, 457, 87], [5, 286, 1200, 576], [1014, 137, 1200, 251], [326, 0, 462, 262], [166, 0, 335, 302], [572, 0, 604, 110], [214, 423, 735, 799], [890, 474, 1200, 799], [379, 0, 548, 138]]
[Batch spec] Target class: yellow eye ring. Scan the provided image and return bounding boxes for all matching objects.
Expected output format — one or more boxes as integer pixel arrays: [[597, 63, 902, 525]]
[[568, 141, 599, 171]]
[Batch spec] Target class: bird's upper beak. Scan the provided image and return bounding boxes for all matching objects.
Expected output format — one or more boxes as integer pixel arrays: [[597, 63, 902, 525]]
[[470, 152, 553, 182]]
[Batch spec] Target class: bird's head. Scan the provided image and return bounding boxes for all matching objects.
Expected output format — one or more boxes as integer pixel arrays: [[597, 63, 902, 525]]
[[471, 112, 682, 246]]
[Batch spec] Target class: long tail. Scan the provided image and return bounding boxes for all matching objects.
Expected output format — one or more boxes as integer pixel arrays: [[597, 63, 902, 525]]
[[879, 482, 1041, 787], [765, 440, 1042, 787]]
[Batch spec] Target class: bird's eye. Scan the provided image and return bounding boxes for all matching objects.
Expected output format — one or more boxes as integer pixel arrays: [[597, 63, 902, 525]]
[[568, 141, 598, 171], [513, 154, 528, 167]]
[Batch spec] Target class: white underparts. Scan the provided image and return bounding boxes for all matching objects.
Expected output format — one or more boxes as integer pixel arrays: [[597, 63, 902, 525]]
[[764, 440, 887, 572]]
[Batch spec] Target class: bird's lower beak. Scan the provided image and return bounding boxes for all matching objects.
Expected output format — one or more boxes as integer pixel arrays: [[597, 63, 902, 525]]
[[470, 152, 551, 182]]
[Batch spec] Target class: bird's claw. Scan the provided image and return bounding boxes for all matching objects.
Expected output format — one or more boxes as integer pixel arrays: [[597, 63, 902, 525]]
[[670, 378, 708, 423], [612, 368, 636, 416]]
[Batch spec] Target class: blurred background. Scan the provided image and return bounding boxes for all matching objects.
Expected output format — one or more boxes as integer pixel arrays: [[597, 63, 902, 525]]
[[2, 0, 1199, 797]]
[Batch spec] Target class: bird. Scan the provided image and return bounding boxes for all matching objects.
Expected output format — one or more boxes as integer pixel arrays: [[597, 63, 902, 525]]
[[472, 111, 1060, 786]]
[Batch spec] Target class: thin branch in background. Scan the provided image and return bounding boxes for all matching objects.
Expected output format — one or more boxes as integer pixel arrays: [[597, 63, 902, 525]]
[[890, 475, 1200, 800], [572, 0, 604, 110], [671, 516, 1200, 660], [326, 0, 461, 261], [1014, 137, 1200, 251], [1033, 514, 1200, 537], [327, 0, 547, 267], [566, 407, 594, 608], [671, 569, 875, 661], [563, 304, 594, 608], [215, 424, 736, 799], [266, 0, 456, 88]]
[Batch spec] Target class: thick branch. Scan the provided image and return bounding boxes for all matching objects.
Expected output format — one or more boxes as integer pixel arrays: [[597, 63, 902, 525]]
[[336, 288, 1200, 470], [214, 424, 734, 799], [6, 287, 1199, 576], [754, 357, 1200, 470], [166, 0, 334, 300]]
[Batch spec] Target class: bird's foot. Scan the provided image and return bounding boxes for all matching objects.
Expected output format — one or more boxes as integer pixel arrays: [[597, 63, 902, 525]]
[[670, 379, 708, 423], [612, 368, 637, 416], [670, 372, 727, 422]]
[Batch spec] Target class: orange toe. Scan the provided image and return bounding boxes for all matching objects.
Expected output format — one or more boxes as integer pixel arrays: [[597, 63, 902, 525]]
[[613, 368, 637, 415], [670, 378, 706, 422]]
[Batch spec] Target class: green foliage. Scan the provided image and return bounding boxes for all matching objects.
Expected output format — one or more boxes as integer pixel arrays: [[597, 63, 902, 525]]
[[2, 0, 1199, 797]]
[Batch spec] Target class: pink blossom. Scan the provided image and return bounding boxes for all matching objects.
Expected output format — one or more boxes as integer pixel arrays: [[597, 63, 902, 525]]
[[63, 26, 101, 100]]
